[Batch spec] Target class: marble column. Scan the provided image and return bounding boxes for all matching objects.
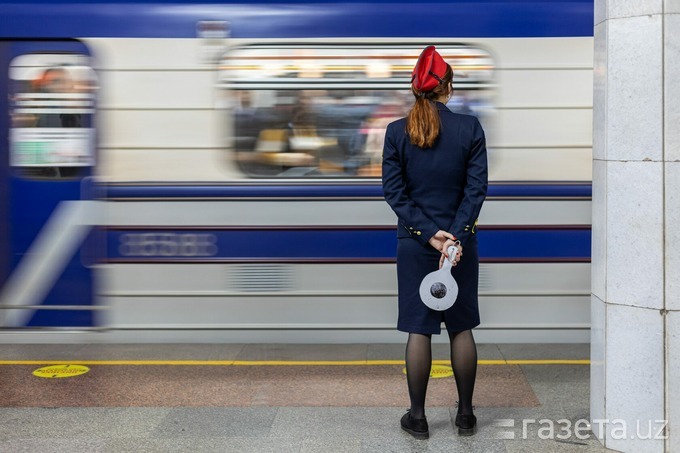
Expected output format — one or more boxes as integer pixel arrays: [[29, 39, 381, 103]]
[[591, 1, 680, 452]]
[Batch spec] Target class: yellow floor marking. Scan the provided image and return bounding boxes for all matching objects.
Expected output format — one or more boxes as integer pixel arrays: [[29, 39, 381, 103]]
[[402, 364, 454, 378], [32, 364, 90, 379], [0, 359, 590, 366]]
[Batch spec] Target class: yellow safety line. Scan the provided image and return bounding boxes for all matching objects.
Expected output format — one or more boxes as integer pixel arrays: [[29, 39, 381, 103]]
[[0, 359, 590, 366], [505, 359, 590, 365]]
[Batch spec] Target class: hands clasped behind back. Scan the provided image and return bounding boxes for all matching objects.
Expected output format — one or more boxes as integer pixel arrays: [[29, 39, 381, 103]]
[[427, 230, 463, 269]]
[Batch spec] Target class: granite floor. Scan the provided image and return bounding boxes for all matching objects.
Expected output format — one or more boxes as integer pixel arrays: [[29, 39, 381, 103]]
[[0, 343, 619, 452]]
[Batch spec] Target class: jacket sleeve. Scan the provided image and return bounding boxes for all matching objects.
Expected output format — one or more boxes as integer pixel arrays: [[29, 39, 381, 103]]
[[449, 118, 488, 246], [382, 123, 440, 245]]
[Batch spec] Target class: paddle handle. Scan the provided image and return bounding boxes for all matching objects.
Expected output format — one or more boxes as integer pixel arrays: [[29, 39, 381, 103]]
[[443, 244, 460, 269]]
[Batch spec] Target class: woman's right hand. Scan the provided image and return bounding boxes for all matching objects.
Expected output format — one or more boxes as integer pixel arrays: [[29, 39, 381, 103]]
[[439, 240, 463, 268], [429, 231, 464, 269]]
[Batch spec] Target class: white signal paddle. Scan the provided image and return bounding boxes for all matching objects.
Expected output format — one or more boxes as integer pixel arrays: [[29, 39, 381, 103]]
[[418, 244, 459, 311]]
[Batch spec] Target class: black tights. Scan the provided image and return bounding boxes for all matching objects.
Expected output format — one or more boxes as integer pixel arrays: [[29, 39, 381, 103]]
[[405, 330, 478, 419]]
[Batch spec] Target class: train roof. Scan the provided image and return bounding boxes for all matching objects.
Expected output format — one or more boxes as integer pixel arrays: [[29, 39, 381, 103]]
[[0, 1, 593, 39]]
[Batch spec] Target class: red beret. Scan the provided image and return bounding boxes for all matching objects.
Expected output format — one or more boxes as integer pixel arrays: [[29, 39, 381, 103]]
[[411, 45, 448, 93]]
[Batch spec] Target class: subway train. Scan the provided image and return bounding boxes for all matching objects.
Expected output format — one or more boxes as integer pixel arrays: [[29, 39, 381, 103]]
[[0, 0, 594, 343]]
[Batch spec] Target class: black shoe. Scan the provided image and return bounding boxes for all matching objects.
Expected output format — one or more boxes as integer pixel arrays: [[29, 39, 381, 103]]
[[455, 413, 477, 436], [400, 410, 429, 439]]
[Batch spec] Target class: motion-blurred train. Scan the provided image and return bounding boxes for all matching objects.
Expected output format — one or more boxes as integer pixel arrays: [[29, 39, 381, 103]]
[[0, 0, 594, 343]]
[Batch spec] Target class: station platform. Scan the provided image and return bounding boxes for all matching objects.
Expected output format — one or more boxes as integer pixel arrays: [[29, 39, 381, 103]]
[[0, 343, 615, 452]]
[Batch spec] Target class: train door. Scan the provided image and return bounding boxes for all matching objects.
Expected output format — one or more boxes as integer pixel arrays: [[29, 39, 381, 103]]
[[0, 41, 98, 329]]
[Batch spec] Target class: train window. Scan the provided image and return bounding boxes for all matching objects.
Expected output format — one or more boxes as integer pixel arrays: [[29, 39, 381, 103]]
[[8, 54, 97, 179], [219, 44, 494, 178]]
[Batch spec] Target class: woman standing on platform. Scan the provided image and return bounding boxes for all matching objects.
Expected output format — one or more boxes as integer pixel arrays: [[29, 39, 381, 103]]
[[382, 45, 488, 439]]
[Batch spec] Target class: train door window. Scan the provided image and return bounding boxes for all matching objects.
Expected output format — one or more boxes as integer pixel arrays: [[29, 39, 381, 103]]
[[9, 54, 97, 179], [219, 44, 494, 178]]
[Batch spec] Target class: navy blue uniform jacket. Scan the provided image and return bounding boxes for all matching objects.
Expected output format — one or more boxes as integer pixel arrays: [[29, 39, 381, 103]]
[[382, 102, 488, 247]]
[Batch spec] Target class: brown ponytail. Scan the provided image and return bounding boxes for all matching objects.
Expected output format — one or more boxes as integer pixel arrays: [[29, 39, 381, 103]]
[[406, 64, 453, 148]]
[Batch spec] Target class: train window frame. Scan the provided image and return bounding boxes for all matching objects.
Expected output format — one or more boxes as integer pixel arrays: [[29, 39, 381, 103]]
[[218, 43, 495, 179], [8, 53, 98, 180]]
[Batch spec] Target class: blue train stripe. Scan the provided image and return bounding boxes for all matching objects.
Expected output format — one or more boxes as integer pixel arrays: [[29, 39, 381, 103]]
[[105, 227, 591, 263], [0, 2, 594, 39], [103, 183, 592, 199]]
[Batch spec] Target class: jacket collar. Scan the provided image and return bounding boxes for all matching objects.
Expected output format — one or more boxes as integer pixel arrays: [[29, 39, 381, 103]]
[[435, 101, 451, 112]]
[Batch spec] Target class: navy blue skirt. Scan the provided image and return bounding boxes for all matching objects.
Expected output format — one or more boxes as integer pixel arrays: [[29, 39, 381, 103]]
[[396, 237, 480, 335]]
